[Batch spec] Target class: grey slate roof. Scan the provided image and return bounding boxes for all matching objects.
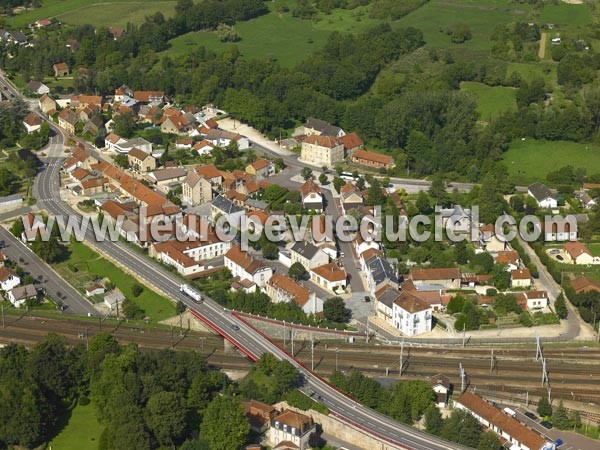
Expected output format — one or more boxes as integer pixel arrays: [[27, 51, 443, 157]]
[[305, 118, 342, 137], [10, 284, 37, 301], [245, 198, 269, 210], [367, 255, 398, 285], [528, 182, 555, 202], [377, 286, 401, 309], [212, 195, 243, 215], [291, 241, 322, 260]]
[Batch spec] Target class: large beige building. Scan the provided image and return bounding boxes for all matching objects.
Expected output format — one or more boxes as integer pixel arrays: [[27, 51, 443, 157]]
[[127, 147, 156, 173], [300, 134, 344, 168], [182, 171, 212, 206]]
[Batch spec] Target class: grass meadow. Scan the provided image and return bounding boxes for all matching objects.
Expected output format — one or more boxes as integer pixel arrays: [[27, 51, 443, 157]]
[[460, 81, 517, 121], [48, 401, 103, 450]]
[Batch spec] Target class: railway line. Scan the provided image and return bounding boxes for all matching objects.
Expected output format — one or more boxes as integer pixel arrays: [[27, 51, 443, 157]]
[[1, 315, 598, 403]]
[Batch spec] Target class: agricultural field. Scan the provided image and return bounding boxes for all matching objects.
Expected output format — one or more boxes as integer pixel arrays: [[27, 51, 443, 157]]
[[502, 139, 600, 185], [538, 2, 593, 29], [48, 401, 103, 450], [8, 0, 177, 28], [460, 81, 517, 121], [54, 240, 176, 323]]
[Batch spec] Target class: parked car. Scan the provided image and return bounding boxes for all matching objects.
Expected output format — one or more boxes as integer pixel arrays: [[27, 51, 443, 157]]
[[555, 438, 564, 447], [540, 421, 553, 429], [524, 412, 537, 420], [556, 255, 564, 261]]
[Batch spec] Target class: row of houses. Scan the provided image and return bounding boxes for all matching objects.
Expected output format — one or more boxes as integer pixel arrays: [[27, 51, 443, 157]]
[[0, 252, 38, 307]]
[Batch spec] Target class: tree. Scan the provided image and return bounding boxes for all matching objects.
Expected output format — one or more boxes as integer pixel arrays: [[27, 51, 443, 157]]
[[477, 431, 502, 450], [301, 167, 313, 181], [122, 298, 144, 320], [450, 23, 472, 43], [333, 177, 346, 193], [216, 23, 240, 42], [262, 242, 279, 260], [441, 409, 481, 447], [455, 240, 468, 265], [145, 391, 187, 447], [10, 218, 24, 238], [201, 396, 248, 450], [30, 235, 66, 264], [318, 173, 327, 185], [0, 167, 19, 196], [415, 190, 431, 215], [537, 395, 553, 417], [323, 297, 350, 323], [113, 153, 129, 168], [491, 264, 511, 290], [176, 300, 186, 315], [424, 405, 443, 435], [131, 284, 143, 297], [553, 401, 570, 430], [112, 111, 136, 138], [288, 262, 309, 281], [554, 292, 568, 319], [472, 252, 494, 274]]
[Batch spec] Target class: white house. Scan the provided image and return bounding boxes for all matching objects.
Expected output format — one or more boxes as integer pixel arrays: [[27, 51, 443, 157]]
[[290, 241, 329, 270], [224, 246, 273, 288], [511, 268, 532, 289], [268, 409, 316, 450], [266, 273, 323, 315], [515, 290, 549, 311], [23, 112, 42, 134], [528, 183, 557, 209], [431, 374, 451, 409], [104, 289, 126, 310], [85, 284, 105, 297], [8, 284, 37, 307], [300, 178, 323, 212], [392, 292, 432, 336], [0, 267, 20, 291], [455, 391, 555, 450], [564, 241, 595, 265], [540, 217, 578, 242]]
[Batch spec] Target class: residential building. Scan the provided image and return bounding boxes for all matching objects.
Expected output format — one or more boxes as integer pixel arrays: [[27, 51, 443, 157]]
[[23, 112, 42, 134], [340, 183, 363, 214], [0, 267, 20, 291], [290, 241, 329, 269], [392, 292, 432, 336], [511, 268, 532, 288], [224, 246, 273, 288], [564, 241, 595, 265], [58, 109, 79, 134], [580, 192, 596, 209], [53, 62, 69, 77], [246, 158, 274, 179], [528, 183, 557, 209], [365, 254, 399, 296], [243, 400, 276, 433], [300, 179, 323, 212], [38, 94, 57, 114], [495, 251, 520, 271], [310, 262, 347, 293], [300, 134, 344, 168], [338, 132, 363, 154], [515, 291, 549, 311], [204, 129, 250, 149], [26, 80, 49, 95], [351, 149, 394, 170], [266, 273, 323, 315], [147, 167, 187, 190], [85, 284, 105, 297], [571, 276, 600, 294], [104, 289, 126, 310], [374, 285, 400, 323], [133, 90, 164, 106], [8, 284, 37, 307], [454, 391, 555, 450], [409, 268, 461, 290], [128, 147, 156, 173], [193, 140, 214, 155], [211, 195, 245, 229], [268, 409, 316, 450], [431, 374, 451, 408], [182, 171, 212, 206], [294, 117, 345, 138], [196, 164, 224, 188]]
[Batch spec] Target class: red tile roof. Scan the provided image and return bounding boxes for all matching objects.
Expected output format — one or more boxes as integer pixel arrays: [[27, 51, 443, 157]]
[[338, 132, 363, 150], [564, 241, 591, 259], [303, 134, 341, 148], [311, 262, 346, 282], [352, 149, 393, 165], [267, 273, 311, 307], [225, 246, 266, 275], [511, 268, 531, 280], [409, 268, 461, 281]]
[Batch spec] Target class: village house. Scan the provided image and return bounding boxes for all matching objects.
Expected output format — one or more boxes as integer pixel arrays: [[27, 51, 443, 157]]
[[38, 94, 57, 114], [374, 285, 400, 324], [300, 178, 323, 212], [204, 129, 250, 149], [290, 241, 329, 269], [23, 112, 42, 134], [83, 115, 105, 136], [579, 191, 596, 209], [147, 167, 187, 191], [392, 292, 433, 336], [196, 164, 224, 189], [52, 62, 69, 77], [528, 182, 557, 209], [134, 90, 165, 106], [495, 250, 520, 271], [564, 241, 595, 265], [225, 246, 273, 288], [243, 400, 276, 433], [246, 158, 274, 179], [266, 273, 323, 315], [340, 182, 364, 214], [71, 95, 103, 109], [26, 80, 49, 95], [160, 112, 194, 135], [338, 132, 363, 154], [300, 134, 345, 168], [310, 262, 347, 293], [182, 171, 213, 206], [193, 140, 214, 155], [211, 195, 245, 228], [409, 268, 461, 290], [570, 276, 600, 294], [294, 117, 345, 138], [104, 289, 126, 311], [268, 409, 316, 450], [431, 374, 451, 408], [511, 268, 532, 289], [454, 391, 554, 450], [515, 291, 549, 311], [8, 284, 37, 308], [85, 284, 105, 297], [58, 109, 79, 134], [351, 149, 395, 170], [128, 147, 156, 173], [0, 267, 20, 292], [365, 254, 399, 296]]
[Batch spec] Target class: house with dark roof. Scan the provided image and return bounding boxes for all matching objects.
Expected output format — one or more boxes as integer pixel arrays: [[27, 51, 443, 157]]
[[392, 291, 432, 336], [431, 374, 451, 408], [454, 391, 555, 450], [26, 80, 49, 95], [374, 285, 400, 323], [294, 117, 345, 138], [211, 195, 245, 228], [8, 284, 37, 308], [528, 182, 557, 209], [365, 254, 399, 296], [290, 241, 329, 269], [128, 147, 156, 173]]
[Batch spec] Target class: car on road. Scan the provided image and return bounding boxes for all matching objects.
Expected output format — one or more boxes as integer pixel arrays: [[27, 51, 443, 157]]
[[0, 240, 4, 248], [364, 296, 371, 303], [555, 438, 563, 447], [231, 323, 240, 331], [524, 412, 537, 420], [540, 421, 553, 429]]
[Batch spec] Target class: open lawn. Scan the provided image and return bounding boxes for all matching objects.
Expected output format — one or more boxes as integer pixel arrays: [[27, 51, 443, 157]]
[[9, 0, 176, 28], [539, 3, 592, 28], [48, 401, 103, 450], [460, 81, 517, 121], [502, 139, 600, 185], [55, 240, 176, 322], [396, 0, 534, 52]]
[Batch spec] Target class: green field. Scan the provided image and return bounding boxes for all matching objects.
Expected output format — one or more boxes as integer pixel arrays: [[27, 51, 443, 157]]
[[9, 0, 176, 28], [539, 3, 593, 28], [48, 402, 103, 450], [460, 81, 517, 121], [502, 139, 600, 185], [55, 240, 176, 322]]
